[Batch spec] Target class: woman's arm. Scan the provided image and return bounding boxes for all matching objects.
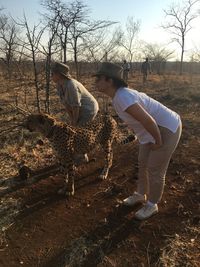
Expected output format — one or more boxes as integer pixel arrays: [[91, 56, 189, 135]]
[[125, 103, 162, 149]]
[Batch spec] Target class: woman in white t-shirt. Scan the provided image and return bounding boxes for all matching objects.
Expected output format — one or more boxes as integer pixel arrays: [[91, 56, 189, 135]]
[[94, 62, 182, 220]]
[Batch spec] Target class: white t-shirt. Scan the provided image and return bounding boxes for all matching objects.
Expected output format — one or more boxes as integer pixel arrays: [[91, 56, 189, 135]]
[[112, 87, 181, 144]]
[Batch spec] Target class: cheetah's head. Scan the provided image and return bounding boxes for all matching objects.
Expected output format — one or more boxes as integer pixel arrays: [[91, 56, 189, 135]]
[[23, 113, 56, 137]]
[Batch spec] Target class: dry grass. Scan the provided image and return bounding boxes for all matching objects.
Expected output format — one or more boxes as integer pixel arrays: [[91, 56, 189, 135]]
[[1, 72, 200, 179], [0, 72, 200, 266], [158, 225, 200, 267]]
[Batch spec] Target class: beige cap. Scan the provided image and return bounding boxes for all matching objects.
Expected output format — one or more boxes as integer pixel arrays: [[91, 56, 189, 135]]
[[51, 62, 71, 79]]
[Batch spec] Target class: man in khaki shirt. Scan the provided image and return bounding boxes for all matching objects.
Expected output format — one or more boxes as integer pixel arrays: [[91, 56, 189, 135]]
[[51, 62, 99, 127], [51, 62, 99, 163]]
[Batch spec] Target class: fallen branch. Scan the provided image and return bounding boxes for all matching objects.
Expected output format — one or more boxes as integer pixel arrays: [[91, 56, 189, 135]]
[[8, 103, 31, 116], [0, 125, 23, 136]]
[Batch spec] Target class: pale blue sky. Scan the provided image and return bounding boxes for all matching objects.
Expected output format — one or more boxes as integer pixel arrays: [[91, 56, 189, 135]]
[[1, 0, 179, 32], [1, 0, 200, 58]]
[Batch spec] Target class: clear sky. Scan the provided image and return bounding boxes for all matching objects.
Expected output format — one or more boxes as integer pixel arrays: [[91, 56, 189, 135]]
[[1, 0, 200, 59]]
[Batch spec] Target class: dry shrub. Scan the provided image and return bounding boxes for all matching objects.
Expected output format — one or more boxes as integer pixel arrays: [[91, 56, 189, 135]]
[[158, 226, 200, 267]]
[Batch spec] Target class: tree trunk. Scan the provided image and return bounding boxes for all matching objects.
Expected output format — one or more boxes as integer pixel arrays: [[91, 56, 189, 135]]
[[180, 35, 185, 75]]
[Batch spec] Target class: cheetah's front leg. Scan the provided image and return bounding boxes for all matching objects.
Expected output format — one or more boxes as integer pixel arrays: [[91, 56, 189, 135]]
[[58, 158, 75, 197], [99, 142, 113, 180]]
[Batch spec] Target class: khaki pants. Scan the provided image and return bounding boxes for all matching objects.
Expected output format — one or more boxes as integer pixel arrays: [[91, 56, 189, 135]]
[[137, 122, 182, 203], [77, 106, 99, 127]]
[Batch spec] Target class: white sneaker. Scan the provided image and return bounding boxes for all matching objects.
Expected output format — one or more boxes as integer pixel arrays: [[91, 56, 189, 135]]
[[123, 192, 146, 206], [135, 203, 158, 220]]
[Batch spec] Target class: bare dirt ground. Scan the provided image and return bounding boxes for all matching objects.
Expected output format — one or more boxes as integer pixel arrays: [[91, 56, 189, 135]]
[[0, 72, 200, 267]]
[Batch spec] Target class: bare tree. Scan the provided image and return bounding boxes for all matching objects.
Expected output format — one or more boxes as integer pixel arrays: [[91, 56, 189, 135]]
[[69, 4, 116, 78], [41, 26, 60, 113], [190, 46, 200, 62], [40, 2, 71, 114], [16, 14, 46, 112], [143, 43, 174, 74], [0, 13, 20, 79], [162, 0, 200, 75], [40, 0, 92, 110], [41, 0, 76, 63], [99, 27, 123, 62], [40, 0, 116, 78], [119, 16, 140, 65], [81, 29, 106, 63], [82, 26, 121, 64]]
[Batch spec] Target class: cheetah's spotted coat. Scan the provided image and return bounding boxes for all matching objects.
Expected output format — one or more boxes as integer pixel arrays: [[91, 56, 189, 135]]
[[24, 113, 136, 196]]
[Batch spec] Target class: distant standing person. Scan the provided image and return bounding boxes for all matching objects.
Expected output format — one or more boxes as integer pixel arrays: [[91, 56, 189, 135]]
[[122, 60, 130, 82], [51, 62, 99, 163], [141, 58, 151, 83]]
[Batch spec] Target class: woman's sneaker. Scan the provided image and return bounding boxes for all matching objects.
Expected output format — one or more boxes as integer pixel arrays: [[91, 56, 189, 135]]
[[123, 192, 146, 206], [135, 203, 158, 220]]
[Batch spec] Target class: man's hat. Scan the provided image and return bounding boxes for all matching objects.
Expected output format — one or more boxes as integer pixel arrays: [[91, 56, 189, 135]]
[[94, 62, 124, 81], [51, 62, 71, 79]]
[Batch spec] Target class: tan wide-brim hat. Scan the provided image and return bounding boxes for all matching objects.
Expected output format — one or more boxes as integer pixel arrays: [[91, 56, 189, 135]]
[[94, 62, 124, 81], [51, 62, 71, 79]]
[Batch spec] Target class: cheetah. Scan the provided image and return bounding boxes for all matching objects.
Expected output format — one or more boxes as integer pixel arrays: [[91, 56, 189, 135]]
[[23, 113, 136, 197]]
